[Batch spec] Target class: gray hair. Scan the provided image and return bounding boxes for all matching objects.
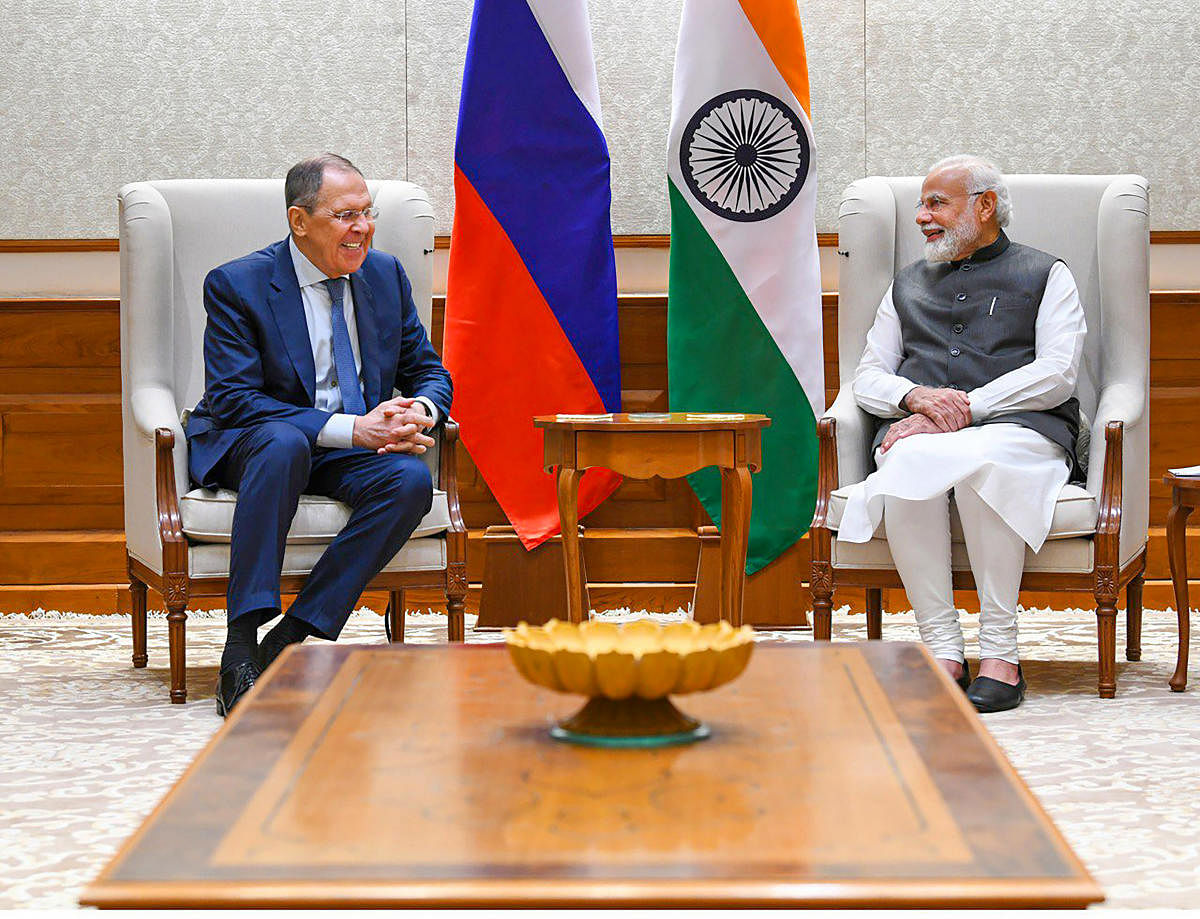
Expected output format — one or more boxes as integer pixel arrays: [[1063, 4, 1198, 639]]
[[929, 154, 1012, 227], [285, 153, 363, 209]]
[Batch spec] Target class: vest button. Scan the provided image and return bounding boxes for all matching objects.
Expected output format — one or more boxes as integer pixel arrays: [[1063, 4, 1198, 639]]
[[956, 293, 967, 301], [950, 347, 961, 357], [953, 323, 964, 333]]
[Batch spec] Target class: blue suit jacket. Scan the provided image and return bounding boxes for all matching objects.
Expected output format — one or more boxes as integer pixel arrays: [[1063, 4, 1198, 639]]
[[185, 238, 453, 488]]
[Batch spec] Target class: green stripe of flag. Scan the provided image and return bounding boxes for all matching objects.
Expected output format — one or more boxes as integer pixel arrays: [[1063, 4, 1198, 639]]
[[667, 179, 818, 575]]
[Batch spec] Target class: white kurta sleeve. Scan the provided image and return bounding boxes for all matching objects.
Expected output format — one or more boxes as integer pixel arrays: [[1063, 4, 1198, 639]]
[[968, 261, 1087, 422], [852, 284, 919, 418]]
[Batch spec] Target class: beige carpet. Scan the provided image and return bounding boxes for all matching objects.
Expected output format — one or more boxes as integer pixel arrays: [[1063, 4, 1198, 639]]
[[0, 607, 1196, 909]]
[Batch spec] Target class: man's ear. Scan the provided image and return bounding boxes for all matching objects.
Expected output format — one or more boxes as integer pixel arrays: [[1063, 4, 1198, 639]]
[[976, 189, 998, 224], [287, 205, 308, 238]]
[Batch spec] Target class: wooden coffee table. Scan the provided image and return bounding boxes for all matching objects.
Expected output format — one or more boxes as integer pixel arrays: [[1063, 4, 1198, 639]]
[[83, 643, 1102, 908]]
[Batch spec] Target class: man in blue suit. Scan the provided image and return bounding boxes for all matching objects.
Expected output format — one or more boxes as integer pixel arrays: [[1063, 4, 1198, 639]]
[[185, 153, 453, 716]]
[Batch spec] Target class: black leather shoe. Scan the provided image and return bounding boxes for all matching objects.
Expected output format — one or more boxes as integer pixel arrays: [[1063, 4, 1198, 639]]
[[215, 659, 260, 718], [954, 662, 971, 692], [967, 663, 1025, 713]]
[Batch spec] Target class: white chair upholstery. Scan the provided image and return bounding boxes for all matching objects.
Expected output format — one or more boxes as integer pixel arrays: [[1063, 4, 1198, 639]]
[[118, 179, 467, 703], [810, 174, 1150, 698]]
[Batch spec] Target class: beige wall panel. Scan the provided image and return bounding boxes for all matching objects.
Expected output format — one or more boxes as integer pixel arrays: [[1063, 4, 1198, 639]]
[[0, 1, 407, 239], [801, 1, 867, 236], [405, 0, 472, 234], [864, 0, 1199, 228], [591, 0, 685, 235], [5, 1, 1194, 238], [408, 0, 864, 234]]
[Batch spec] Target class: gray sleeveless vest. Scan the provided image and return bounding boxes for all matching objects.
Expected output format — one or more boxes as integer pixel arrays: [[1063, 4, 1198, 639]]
[[873, 231, 1080, 479]]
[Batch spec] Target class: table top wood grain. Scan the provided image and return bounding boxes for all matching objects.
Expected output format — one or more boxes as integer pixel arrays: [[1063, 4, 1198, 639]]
[[83, 642, 1102, 909]]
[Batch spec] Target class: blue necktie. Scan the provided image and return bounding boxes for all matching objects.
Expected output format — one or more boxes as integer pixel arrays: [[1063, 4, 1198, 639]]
[[321, 277, 366, 415]]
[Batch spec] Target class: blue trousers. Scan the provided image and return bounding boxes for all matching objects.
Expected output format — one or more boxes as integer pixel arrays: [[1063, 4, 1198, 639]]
[[208, 421, 433, 639]]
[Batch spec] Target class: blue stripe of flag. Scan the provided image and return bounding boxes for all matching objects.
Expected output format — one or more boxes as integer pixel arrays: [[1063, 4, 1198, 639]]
[[453, 0, 620, 410]]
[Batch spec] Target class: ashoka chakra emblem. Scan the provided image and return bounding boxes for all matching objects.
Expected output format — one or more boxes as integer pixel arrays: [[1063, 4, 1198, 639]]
[[680, 89, 810, 222]]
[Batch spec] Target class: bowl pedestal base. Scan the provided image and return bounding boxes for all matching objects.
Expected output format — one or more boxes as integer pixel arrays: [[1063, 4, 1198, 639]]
[[549, 696, 711, 748]]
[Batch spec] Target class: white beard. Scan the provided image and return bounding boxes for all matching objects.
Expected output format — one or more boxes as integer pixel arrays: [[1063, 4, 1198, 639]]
[[924, 220, 979, 263]]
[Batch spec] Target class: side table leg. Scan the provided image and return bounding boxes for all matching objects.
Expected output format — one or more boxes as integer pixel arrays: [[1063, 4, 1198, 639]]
[[557, 467, 588, 624], [720, 466, 753, 627], [1167, 502, 1192, 692]]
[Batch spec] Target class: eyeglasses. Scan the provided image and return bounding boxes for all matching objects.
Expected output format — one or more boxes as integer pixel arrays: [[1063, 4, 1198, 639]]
[[914, 190, 988, 214], [313, 206, 379, 224]]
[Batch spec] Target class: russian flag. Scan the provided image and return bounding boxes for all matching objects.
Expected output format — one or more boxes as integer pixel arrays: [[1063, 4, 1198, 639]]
[[443, 0, 622, 549]]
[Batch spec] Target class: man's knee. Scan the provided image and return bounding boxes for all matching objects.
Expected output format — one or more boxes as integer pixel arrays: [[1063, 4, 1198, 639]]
[[880, 434, 941, 467], [372, 454, 434, 517], [240, 422, 312, 478]]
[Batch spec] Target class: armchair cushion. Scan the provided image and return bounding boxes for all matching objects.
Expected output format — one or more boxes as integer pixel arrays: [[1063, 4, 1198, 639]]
[[825, 483, 1098, 541], [180, 487, 451, 544], [188, 537, 447, 578], [831, 533, 1095, 574]]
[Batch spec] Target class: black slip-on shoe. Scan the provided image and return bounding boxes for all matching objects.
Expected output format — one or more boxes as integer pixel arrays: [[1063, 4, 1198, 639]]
[[967, 663, 1025, 713], [955, 662, 972, 692], [215, 659, 260, 718]]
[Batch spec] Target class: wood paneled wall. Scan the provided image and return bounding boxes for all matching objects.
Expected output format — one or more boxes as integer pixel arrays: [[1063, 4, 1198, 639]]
[[0, 291, 1197, 615]]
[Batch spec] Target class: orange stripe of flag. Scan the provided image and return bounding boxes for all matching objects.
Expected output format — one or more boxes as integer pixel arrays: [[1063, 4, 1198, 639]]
[[736, 0, 812, 119]]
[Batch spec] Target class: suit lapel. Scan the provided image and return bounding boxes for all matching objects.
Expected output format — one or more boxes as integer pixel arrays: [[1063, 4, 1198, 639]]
[[350, 271, 383, 409], [267, 241, 317, 404]]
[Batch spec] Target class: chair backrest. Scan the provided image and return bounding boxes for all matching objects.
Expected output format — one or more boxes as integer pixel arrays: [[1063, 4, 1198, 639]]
[[836, 173, 1150, 425], [118, 179, 434, 420]]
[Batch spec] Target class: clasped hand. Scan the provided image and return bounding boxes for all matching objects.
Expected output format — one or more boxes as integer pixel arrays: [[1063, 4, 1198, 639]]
[[352, 396, 435, 454], [903, 385, 971, 432], [880, 413, 941, 453], [881, 386, 972, 453]]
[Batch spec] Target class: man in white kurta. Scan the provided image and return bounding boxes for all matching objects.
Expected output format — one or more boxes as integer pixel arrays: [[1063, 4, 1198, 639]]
[[838, 155, 1086, 712]]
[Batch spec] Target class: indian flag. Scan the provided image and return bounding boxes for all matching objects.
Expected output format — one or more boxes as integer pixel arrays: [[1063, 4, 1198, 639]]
[[667, 0, 823, 575]]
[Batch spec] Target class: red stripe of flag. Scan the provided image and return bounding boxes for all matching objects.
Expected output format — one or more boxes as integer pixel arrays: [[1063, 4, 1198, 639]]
[[443, 167, 621, 548]]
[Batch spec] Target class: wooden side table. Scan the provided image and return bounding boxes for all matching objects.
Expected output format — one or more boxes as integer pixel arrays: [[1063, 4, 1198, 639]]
[[1164, 472, 1195, 692], [535, 413, 770, 626]]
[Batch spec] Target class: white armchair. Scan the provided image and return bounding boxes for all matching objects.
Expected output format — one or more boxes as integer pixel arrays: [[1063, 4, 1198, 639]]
[[810, 174, 1150, 698], [118, 179, 467, 703]]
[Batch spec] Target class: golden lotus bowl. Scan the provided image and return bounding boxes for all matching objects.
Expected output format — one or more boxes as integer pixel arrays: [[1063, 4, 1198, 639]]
[[503, 619, 755, 746]]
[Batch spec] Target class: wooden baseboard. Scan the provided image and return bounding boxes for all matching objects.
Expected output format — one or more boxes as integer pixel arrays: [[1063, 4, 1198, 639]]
[[0, 525, 1194, 593], [3, 581, 1191, 622]]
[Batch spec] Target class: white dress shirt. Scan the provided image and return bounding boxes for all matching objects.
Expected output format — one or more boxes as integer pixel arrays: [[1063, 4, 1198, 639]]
[[289, 238, 438, 449]]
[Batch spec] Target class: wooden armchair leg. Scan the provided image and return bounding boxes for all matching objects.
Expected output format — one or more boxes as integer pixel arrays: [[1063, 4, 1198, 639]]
[[165, 595, 188, 704], [130, 573, 148, 669], [865, 589, 883, 640], [388, 589, 406, 644], [447, 562, 467, 643], [1095, 601, 1117, 699], [810, 562, 833, 641], [1126, 574, 1144, 662]]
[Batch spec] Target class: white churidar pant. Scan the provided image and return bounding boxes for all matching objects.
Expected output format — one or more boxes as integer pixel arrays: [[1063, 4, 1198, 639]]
[[838, 423, 1071, 664]]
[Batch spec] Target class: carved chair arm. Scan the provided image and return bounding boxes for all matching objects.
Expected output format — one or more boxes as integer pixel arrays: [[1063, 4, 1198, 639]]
[[811, 417, 838, 530], [154, 428, 189, 579], [439, 418, 467, 538], [1094, 420, 1124, 552]]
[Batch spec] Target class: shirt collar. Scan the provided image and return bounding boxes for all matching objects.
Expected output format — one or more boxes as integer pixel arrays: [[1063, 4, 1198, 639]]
[[952, 229, 1010, 268], [288, 236, 347, 289]]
